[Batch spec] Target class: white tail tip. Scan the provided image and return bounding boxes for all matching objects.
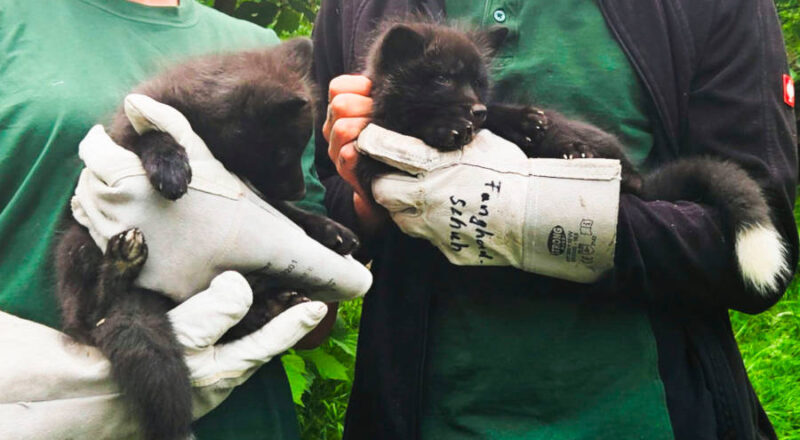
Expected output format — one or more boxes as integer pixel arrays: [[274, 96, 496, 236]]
[[736, 224, 791, 296]]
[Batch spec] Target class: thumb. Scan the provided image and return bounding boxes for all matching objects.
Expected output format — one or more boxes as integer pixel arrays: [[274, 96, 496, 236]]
[[168, 271, 253, 351], [124, 94, 192, 139], [214, 301, 328, 369], [371, 173, 424, 214]]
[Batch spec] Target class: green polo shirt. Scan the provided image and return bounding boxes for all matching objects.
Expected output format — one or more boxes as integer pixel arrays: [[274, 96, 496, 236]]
[[417, 1, 672, 439], [0, 0, 323, 438]]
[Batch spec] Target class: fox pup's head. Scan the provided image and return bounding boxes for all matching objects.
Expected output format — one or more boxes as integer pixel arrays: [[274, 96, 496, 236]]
[[186, 38, 317, 201], [365, 21, 508, 150]]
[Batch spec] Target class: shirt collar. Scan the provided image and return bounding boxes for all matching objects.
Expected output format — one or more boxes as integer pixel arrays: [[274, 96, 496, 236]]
[[77, 0, 199, 27]]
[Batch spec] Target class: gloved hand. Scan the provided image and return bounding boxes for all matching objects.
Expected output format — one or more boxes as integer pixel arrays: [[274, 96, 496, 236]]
[[72, 94, 372, 303], [357, 124, 622, 283], [0, 271, 326, 439]]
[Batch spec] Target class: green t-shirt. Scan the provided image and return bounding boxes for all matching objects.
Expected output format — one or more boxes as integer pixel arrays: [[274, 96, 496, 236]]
[[417, 1, 673, 439], [0, 1, 323, 438]]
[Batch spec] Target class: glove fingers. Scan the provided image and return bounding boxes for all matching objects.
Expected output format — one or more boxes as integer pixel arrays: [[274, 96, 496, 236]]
[[124, 94, 193, 139], [168, 271, 253, 351], [214, 301, 327, 369], [372, 174, 423, 213], [356, 124, 460, 174]]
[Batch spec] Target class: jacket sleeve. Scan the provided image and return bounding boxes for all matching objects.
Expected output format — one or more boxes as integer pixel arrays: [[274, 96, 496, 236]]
[[610, 0, 798, 313], [312, 0, 363, 236]]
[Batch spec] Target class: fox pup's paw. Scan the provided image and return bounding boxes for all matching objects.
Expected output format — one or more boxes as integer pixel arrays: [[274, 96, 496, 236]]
[[138, 132, 192, 200], [559, 141, 596, 160], [306, 218, 360, 255], [485, 104, 548, 154], [143, 149, 192, 200], [511, 107, 549, 153], [105, 228, 148, 277], [266, 291, 310, 320], [421, 117, 478, 150]]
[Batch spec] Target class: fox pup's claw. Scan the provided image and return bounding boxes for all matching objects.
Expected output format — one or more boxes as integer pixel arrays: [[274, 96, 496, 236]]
[[422, 118, 477, 150], [560, 142, 596, 160], [105, 228, 148, 276], [308, 218, 360, 255], [266, 291, 310, 320]]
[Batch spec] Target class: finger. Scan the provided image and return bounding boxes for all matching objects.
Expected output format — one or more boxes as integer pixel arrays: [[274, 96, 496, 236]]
[[328, 117, 370, 163], [124, 94, 192, 141], [335, 142, 363, 192], [322, 93, 373, 141], [168, 271, 253, 351], [214, 302, 328, 369], [371, 173, 423, 213], [328, 75, 372, 102]]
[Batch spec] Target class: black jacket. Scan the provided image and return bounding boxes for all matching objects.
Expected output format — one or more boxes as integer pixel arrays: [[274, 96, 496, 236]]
[[312, 0, 799, 438]]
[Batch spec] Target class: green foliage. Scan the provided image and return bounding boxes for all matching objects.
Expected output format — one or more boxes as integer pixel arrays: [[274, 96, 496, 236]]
[[731, 279, 800, 438], [284, 298, 362, 440], [777, 0, 800, 74], [197, 0, 319, 37]]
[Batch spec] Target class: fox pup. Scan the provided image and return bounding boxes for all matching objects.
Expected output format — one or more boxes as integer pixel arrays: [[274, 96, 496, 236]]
[[356, 20, 789, 297], [55, 38, 358, 440]]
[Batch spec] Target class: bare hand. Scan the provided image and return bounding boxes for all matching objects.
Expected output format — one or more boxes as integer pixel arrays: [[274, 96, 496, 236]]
[[322, 75, 386, 232]]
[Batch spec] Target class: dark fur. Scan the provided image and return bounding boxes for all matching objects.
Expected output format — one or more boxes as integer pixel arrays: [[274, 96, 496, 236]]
[[358, 20, 776, 286], [55, 38, 358, 440]]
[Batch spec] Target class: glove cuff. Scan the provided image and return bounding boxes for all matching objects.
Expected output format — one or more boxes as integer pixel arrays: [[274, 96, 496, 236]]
[[521, 158, 621, 283]]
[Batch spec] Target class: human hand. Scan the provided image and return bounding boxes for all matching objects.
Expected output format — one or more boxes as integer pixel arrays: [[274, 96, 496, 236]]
[[0, 272, 326, 438], [73, 94, 372, 303], [322, 75, 386, 232], [168, 271, 327, 417], [356, 124, 623, 283]]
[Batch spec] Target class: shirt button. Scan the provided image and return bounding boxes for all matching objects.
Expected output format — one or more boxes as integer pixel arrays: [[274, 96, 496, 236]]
[[493, 9, 507, 23]]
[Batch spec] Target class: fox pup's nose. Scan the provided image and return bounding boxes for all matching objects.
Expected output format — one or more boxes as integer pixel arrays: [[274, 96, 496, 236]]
[[470, 104, 487, 124]]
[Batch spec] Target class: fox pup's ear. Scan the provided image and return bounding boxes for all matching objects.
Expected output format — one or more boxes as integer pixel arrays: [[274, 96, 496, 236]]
[[474, 26, 509, 58], [284, 37, 314, 73], [378, 24, 426, 71]]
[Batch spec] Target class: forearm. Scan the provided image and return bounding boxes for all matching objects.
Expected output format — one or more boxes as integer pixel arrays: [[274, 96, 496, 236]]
[[611, 191, 796, 314]]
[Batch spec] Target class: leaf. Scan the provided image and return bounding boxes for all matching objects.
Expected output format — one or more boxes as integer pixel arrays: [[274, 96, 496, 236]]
[[273, 8, 302, 34], [288, 0, 317, 22], [329, 333, 357, 358], [303, 348, 349, 380], [282, 352, 313, 406], [233, 1, 279, 27]]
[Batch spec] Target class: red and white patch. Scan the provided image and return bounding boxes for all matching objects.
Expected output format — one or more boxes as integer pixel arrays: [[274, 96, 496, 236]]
[[784, 74, 795, 108]]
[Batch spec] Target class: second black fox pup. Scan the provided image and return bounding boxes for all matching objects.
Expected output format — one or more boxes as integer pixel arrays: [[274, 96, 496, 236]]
[[356, 19, 789, 299]]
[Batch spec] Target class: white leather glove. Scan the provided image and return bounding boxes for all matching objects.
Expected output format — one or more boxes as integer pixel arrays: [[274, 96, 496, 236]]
[[0, 271, 326, 440], [357, 124, 622, 283], [71, 94, 372, 303]]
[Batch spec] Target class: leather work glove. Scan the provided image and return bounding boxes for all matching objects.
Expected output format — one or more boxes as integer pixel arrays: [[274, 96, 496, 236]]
[[0, 271, 326, 439], [357, 124, 622, 283], [71, 94, 372, 303]]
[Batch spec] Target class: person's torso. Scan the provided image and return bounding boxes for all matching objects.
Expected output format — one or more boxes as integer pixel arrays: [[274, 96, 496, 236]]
[[397, 1, 671, 439], [0, 1, 304, 437]]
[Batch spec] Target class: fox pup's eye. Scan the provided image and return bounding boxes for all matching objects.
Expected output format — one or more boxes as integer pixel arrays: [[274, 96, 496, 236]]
[[434, 74, 452, 85]]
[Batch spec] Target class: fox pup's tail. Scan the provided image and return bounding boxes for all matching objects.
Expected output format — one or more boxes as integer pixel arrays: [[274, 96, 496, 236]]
[[93, 292, 193, 440], [92, 228, 193, 440], [642, 157, 790, 296]]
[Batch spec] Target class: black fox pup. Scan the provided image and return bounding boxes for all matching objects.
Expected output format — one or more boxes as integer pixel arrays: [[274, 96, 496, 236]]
[[357, 20, 789, 298], [55, 38, 358, 440]]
